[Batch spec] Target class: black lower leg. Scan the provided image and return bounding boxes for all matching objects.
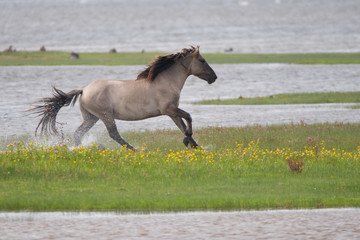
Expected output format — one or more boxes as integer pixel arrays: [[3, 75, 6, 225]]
[[183, 135, 198, 148]]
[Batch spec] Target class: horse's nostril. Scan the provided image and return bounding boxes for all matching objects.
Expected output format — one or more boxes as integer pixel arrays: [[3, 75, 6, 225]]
[[212, 74, 217, 83], [208, 77, 216, 84]]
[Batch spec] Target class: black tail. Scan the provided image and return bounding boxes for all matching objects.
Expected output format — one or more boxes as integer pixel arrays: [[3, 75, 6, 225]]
[[28, 87, 83, 136]]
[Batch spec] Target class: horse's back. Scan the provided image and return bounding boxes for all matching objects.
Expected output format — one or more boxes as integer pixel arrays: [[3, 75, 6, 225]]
[[81, 79, 131, 99], [79, 79, 161, 120]]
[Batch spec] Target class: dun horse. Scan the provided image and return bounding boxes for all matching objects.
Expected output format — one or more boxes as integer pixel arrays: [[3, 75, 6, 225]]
[[30, 46, 217, 150]]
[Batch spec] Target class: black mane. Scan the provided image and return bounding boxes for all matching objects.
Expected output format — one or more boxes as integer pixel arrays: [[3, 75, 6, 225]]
[[137, 47, 196, 81]]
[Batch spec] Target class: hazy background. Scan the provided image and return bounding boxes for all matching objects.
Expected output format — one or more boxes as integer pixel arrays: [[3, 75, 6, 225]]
[[1, 0, 359, 53]]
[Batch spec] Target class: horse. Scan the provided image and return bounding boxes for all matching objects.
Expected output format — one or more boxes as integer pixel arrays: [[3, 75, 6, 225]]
[[29, 46, 217, 150]]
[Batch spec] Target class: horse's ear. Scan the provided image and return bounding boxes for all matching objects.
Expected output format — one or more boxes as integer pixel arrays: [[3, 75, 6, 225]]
[[191, 45, 200, 57]]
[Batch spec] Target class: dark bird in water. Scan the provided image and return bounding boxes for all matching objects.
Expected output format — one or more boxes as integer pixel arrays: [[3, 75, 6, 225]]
[[4, 45, 16, 52], [70, 51, 80, 59]]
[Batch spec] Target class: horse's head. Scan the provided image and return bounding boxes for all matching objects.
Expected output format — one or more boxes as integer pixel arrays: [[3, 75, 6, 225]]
[[185, 46, 217, 84]]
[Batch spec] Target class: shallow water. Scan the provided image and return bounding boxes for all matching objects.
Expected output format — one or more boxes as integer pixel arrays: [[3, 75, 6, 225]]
[[1, 209, 359, 240], [1, 64, 360, 141], [1, 0, 359, 53]]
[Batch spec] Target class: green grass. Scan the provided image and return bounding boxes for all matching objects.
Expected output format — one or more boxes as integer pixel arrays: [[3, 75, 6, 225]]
[[204, 52, 360, 64], [196, 92, 360, 105], [1, 51, 360, 66], [1, 123, 359, 211]]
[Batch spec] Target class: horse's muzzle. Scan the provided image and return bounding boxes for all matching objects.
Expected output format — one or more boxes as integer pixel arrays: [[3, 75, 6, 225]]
[[207, 73, 217, 84]]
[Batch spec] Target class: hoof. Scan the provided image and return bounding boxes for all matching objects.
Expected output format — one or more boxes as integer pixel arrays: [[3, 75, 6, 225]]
[[183, 137, 190, 147], [183, 137, 198, 149], [122, 143, 135, 151], [127, 145, 135, 151], [189, 138, 199, 149]]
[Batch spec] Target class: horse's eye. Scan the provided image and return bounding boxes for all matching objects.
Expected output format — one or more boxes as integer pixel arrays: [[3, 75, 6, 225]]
[[200, 59, 205, 63]]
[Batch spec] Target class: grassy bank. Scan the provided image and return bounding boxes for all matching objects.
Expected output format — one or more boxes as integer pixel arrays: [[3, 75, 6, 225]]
[[196, 92, 360, 105], [1, 51, 360, 66], [1, 123, 359, 211]]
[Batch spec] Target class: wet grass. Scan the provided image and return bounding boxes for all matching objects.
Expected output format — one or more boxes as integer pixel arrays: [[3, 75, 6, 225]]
[[1, 51, 360, 66], [204, 52, 360, 65], [0, 123, 359, 211], [0, 51, 159, 66], [196, 92, 360, 105]]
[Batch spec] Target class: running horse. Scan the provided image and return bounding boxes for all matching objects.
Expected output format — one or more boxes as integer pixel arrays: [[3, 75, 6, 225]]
[[29, 46, 217, 150]]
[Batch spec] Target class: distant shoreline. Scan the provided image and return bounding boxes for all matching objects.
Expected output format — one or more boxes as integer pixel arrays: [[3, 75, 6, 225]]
[[195, 92, 360, 105], [1, 51, 359, 66]]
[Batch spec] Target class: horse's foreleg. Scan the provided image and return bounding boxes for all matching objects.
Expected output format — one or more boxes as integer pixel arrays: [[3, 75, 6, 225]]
[[169, 109, 198, 148], [102, 118, 135, 151]]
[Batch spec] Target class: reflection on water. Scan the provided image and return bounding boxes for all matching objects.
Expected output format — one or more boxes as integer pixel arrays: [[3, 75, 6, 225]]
[[1, 209, 359, 240], [0, 64, 360, 141]]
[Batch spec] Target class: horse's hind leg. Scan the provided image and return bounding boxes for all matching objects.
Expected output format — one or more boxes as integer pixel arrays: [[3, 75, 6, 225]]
[[74, 107, 99, 146], [101, 117, 135, 151]]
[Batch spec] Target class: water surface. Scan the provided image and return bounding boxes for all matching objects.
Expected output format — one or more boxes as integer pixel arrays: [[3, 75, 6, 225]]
[[1, 0, 359, 53], [1, 209, 359, 240]]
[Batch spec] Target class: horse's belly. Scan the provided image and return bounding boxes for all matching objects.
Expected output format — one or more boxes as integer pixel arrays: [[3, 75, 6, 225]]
[[115, 112, 161, 121], [113, 105, 162, 121]]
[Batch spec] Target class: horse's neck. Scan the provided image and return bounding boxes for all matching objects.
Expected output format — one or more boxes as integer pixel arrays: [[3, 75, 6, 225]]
[[156, 62, 189, 92]]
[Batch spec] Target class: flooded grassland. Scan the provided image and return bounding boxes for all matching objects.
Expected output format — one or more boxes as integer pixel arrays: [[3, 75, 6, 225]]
[[1, 64, 360, 143]]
